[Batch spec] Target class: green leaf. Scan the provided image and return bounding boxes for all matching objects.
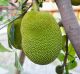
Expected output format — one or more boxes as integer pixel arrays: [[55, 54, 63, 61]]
[[0, 43, 10, 52], [15, 52, 22, 71], [68, 43, 76, 56], [68, 43, 76, 61], [67, 60, 77, 70], [68, 55, 75, 62], [58, 53, 65, 61]]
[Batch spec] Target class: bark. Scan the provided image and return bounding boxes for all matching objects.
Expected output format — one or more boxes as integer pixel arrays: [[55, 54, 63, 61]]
[[55, 0, 80, 59]]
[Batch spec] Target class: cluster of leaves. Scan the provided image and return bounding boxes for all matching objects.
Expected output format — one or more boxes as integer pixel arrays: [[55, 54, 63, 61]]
[[56, 27, 77, 74]]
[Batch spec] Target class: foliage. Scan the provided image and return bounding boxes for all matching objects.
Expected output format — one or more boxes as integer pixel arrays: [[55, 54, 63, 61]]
[[57, 32, 77, 73]]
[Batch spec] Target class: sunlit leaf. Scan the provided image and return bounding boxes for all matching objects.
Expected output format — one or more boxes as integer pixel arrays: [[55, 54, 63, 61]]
[[58, 53, 65, 61], [68, 43, 75, 55], [67, 60, 77, 70], [68, 53, 75, 62]]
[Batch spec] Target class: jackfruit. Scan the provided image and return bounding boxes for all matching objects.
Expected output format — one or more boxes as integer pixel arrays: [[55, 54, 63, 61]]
[[7, 16, 22, 49], [56, 65, 64, 74], [21, 11, 62, 65], [71, 0, 80, 6]]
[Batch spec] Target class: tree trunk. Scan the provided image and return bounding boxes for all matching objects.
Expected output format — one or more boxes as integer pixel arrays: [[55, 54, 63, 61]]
[[55, 0, 80, 59]]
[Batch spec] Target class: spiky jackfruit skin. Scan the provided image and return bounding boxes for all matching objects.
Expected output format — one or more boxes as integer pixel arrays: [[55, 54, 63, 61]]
[[21, 11, 62, 65], [7, 17, 22, 49], [71, 0, 80, 6]]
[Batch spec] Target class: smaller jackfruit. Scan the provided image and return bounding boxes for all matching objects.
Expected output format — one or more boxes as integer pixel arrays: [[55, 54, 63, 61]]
[[7, 16, 22, 49], [56, 65, 64, 74], [71, 0, 80, 6]]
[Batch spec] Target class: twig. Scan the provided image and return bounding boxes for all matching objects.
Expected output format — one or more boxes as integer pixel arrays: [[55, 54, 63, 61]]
[[63, 36, 69, 74], [63, 36, 68, 66], [9, 2, 18, 8]]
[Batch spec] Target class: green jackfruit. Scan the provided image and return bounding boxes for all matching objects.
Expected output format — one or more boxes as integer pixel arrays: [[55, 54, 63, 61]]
[[56, 65, 64, 74], [71, 0, 80, 6], [7, 17, 22, 49], [21, 11, 62, 65]]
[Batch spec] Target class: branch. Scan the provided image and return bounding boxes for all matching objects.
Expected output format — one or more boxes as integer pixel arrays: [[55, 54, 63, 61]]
[[55, 0, 80, 59], [63, 36, 68, 67], [63, 36, 69, 74], [9, 2, 18, 8]]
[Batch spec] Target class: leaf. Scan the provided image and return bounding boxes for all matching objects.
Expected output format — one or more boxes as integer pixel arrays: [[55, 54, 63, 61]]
[[68, 43, 76, 56], [68, 55, 75, 62], [15, 52, 22, 71], [67, 60, 77, 70], [0, 43, 10, 52], [58, 53, 65, 61], [68, 43, 76, 61]]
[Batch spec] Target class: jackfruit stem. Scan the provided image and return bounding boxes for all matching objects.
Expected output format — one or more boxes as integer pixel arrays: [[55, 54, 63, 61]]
[[31, 0, 39, 11]]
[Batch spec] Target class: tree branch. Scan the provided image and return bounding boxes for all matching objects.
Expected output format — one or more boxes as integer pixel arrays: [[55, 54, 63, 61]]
[[55, 0, 80, 59], [63, 36, 68, 67], [63, 36, 69, 74]]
